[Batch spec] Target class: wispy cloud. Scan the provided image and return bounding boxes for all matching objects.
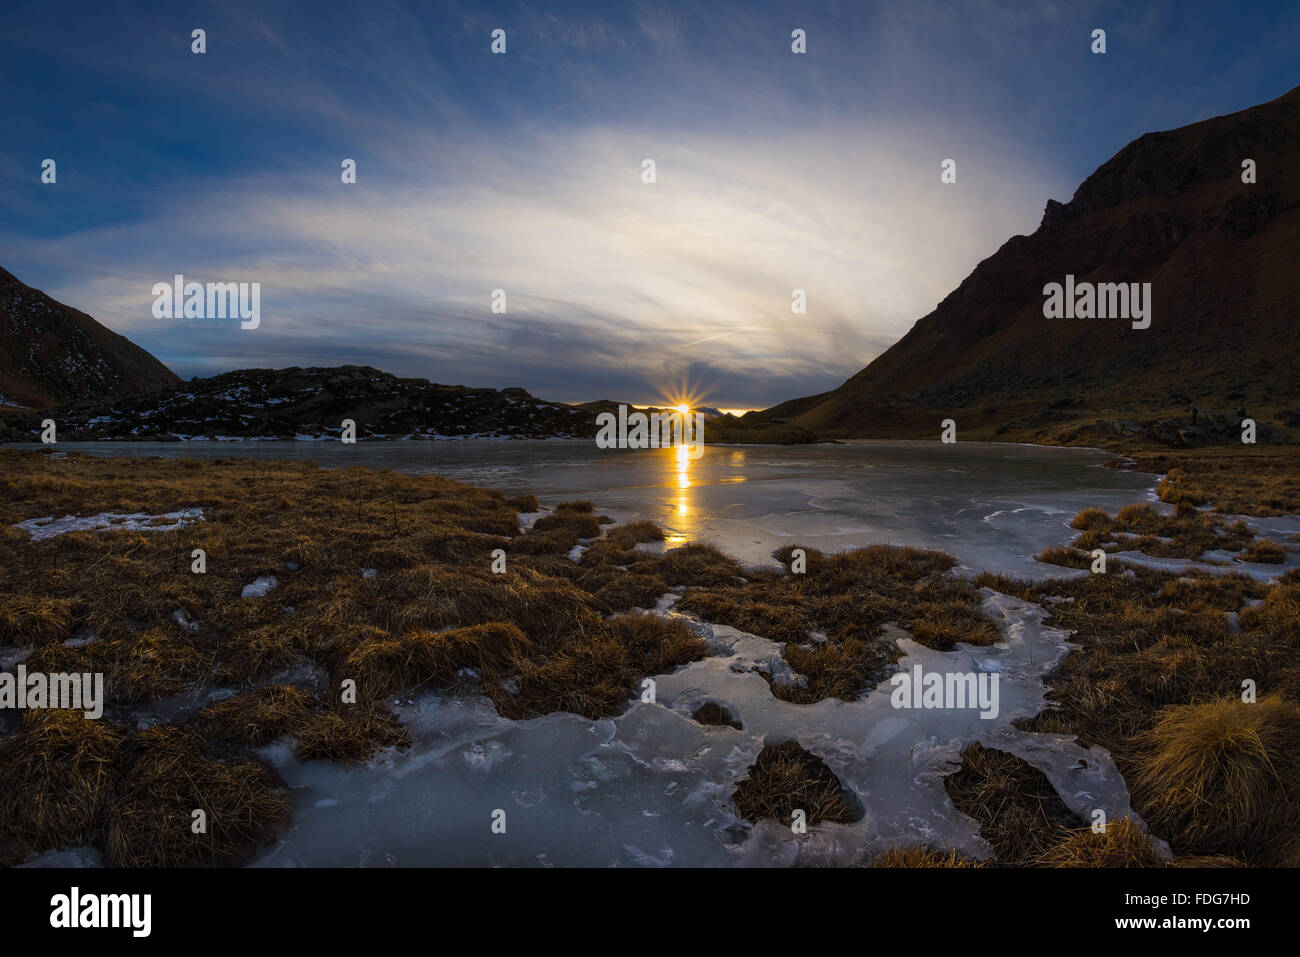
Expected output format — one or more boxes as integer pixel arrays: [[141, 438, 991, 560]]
[[2, 0, 1296, 407]]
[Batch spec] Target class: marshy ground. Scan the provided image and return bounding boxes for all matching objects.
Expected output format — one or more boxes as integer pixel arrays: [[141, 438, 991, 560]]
[[0, 445, 1296, 867]]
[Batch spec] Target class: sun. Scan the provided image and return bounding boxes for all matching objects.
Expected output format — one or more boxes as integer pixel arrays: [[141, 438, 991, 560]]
[[674, 404, 690, 414]]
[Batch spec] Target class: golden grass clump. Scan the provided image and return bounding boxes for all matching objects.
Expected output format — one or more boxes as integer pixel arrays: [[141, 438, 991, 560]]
[[1037, 817, 1166, 868], [732, 740, 862, 826], [1131, 695, 1300, 865], [201, 685, 317, 746], [1035, 546, 1093, 569], [0, 711, 125, 866], [871, 846, 984, 868], [943, 743, 1085, 864], [1128, 449, 1300, 517], [769, 637, 891, 704], [1238, 581, 1300, 641], [602, 520, 666, 550], [490, 613, 709, 720], [340, 622, 535, 702], [25, 628, 208, 704], [0, 594, 77, 645], [691, 700, 742, 730], [1070, 507, 1112, 531], [1236, 540, 1286, 564], [530, 512, 603, 539], [1061, 501, 1262, 561], [590, 570, 670, 613], [103, 726, 289, 867], [292, 705, 412, 763]]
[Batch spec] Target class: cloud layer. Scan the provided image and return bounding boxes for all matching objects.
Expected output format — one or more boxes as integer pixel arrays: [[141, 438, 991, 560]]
[[3, 0, 1296, 407]]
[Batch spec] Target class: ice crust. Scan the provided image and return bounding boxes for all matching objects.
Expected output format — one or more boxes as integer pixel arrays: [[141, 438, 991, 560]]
[[254, 590, 1153, 867]]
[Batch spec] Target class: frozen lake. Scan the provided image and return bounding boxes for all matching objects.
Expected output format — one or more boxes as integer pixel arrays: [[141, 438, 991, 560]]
[[37, 438, 1157, 579], [20, 439, 1183, 867]]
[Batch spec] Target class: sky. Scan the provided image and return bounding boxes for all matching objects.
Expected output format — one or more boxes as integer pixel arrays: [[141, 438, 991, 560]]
[[2, 1, 1297, 410]]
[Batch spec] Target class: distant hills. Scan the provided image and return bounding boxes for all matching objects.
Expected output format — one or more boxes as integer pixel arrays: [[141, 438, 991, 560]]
[[0, 266, 810, 443], [0, 365, 610, 442], [0, 266, 181, 409], [746, 84, 1300, 448], [0, 271, 611, 441]]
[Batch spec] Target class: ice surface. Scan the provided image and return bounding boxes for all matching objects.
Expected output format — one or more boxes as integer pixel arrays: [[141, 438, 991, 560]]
[[33, 440, 1157, 580], [253, 590, 1154, 867]]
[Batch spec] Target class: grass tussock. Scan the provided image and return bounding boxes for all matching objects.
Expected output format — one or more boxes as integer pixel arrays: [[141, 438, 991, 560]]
[[0, 711, 125, 866], [1128, 448, 1300, 517], [943, 743, 1086, 864], [292, 705, 412, 763], [200, 685, 317, 746], [1037, 817, 1166, 868], [975, 548, 1300, 866], [1059, 502, 1267, 562], [1131, 696, 1300, 865], [690, 700, 742, 730], [871, 846, 984, 868], [732, 740, 862, 826], [102, 726, 289, 867], [602, 520, 666, 550], [1236, 540, 1286, 564]]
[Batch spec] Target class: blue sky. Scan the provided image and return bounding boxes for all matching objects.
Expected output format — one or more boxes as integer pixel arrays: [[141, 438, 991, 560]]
[[2, 0, 1297, 408]]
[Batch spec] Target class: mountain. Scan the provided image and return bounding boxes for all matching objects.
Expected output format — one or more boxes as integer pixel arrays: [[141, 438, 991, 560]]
[[0, 365, 610, 441], [747, 85, 1300, 448], [0, 267, 181, 409]]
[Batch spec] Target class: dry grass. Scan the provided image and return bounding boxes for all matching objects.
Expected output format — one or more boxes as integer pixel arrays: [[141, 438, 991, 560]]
[[943, 743, 1086, 864], [691, 700, 742, 730], [0, 711, 124, 866], [102, 725, 289, 867], [1037, 817, 1166, 867], [871, 846, 984, 868], [1122, 447, 1300, 517], [1055, 503, 1263, 563], [0, 448, 713, 864], [1131, 696, 1300, 865], [975, 552, 1300, 865], [732, 740, 862, 826], [676, 544, 998, 703], [1236, 540, 1286, 563]]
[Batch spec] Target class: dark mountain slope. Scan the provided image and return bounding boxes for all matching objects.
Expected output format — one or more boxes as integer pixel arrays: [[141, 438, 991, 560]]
[[749, 85, 1300, 447], [0, 267, 181, 409]]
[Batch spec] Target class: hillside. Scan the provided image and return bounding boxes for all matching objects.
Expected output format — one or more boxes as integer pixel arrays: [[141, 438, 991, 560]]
[[0, 365, 612, 441], [748, 85, 1300, 448], [0, 267, 181, 409]]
